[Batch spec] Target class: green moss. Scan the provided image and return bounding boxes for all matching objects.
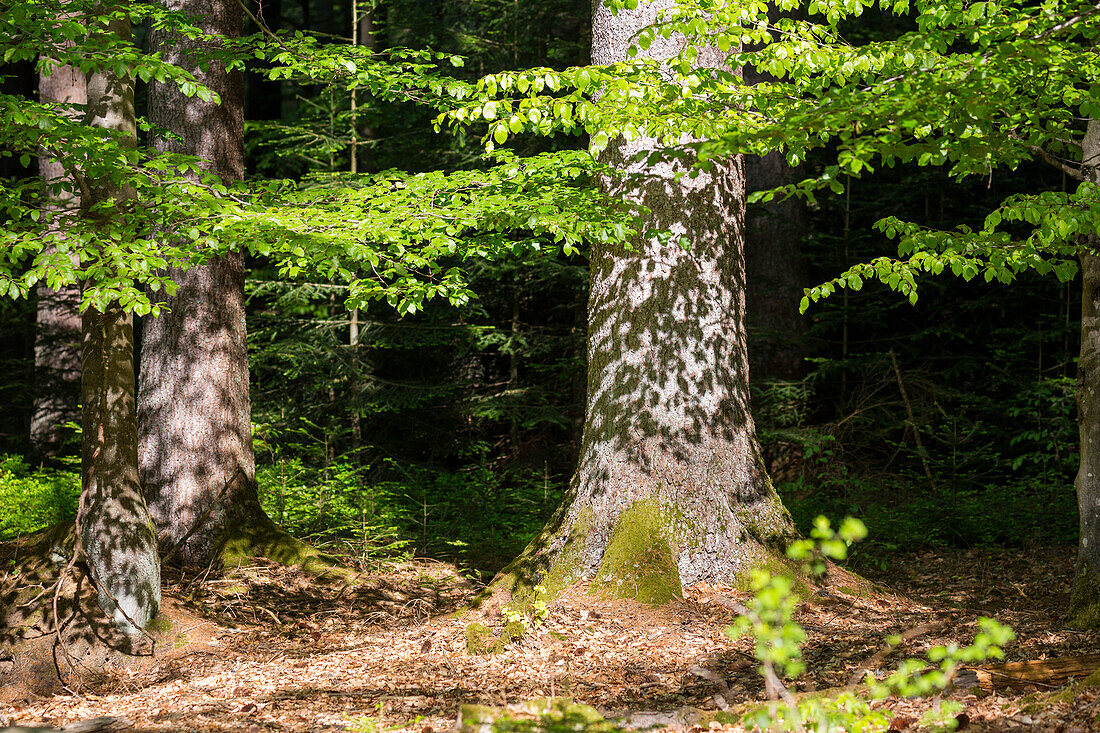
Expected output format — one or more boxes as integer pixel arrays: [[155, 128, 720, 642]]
[[503, 621, 527, 643], [733, 552, 809, 597], [219, 518, 355, 580], [734, 493, 797, 551], [697, 711, 739, 726], [456, 698, 616, 733], [464, 622, 500, 654], [145, 614, 172, 634], [590, 499, 682, 605], [1050, 687, 1077, 704], [456, 703, 498, 732], [1067, 565, 1100, 628], [1016, 686, 1079, 715], [536, 507, 591, 601], [1082, 668, 1100, 687], [173, 633, 188, 649], [477, 507, 592, 618]]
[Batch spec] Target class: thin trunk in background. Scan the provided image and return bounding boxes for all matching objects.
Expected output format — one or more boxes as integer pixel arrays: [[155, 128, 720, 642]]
[[744, 150, 807, 382], [1070, 118, 1100, 627], [31, 58, 85, 458]]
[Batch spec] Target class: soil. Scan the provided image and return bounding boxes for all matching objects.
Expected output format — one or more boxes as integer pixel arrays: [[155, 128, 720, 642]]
[[1, 547, 1098, 732]]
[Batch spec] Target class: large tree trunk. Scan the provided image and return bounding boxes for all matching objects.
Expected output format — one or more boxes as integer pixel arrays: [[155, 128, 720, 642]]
[[140, 0, 317, 571], [1071, 119, 1100, 626], [139, 0, 265, 568], [80, 14, 160, 633], [487, 0, 796, 609], [31, 60, 85, 458]]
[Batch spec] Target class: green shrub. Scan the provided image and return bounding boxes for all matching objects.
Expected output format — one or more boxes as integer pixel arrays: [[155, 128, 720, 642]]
[[0, 454, 79, 539], [256, 457, 413, 563], [731, 517, 1014, 732]]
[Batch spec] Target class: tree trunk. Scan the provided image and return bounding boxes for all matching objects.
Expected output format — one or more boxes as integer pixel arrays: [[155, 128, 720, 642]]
[[31, 59, 85, 458], [744, 151, 807, 382], [139, 0, 269, 568], [1070, 118, 1100, 627], [487, 0, 796, 609], [80, 14, 160, 633]]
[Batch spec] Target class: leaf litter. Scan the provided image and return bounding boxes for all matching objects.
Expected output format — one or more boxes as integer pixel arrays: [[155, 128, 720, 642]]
[[2, 547, 1098, 732]]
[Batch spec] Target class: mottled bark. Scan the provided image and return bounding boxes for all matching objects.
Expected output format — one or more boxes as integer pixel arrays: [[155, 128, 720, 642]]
[[80, 15, 161, 632], [488, 0, 795, 608], [1070, 118, 1100, 627], [139, 0, 267, 568], [31, 60, 85, 457], [744, 151, 807, 381]]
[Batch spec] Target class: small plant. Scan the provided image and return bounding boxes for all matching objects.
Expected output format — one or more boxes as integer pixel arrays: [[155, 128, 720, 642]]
[[727, 517, 1014, 732], [501, 583, 550, 633], [347, 703, 422, 733], [868, 617, 1015, 731], [727, 516, 866, 703]]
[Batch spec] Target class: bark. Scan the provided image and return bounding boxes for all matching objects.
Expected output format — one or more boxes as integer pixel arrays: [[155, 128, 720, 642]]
[[80, 308, 160, 633], [1070, 118, 1100, 627], [31, 59, 85, 457], [744, 151, 807, 381], [139, 0, 268, 568], [80, 14, 161, 632], [487, 0, 796, 609]]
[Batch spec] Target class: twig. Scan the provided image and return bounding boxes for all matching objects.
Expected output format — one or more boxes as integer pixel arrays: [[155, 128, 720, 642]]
[[1008, 132, 1086, 180], [847, 622, 941, 686], [889, 349, 935, 490]]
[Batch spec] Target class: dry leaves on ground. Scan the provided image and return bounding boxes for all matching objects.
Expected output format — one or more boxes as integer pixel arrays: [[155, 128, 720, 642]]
[[2, 547, 1098, 732]]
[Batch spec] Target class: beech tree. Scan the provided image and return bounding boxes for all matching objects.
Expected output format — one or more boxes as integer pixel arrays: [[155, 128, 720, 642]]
[[79, 12, 160, 633], [1067, 121, 1100, 628], [441, 0, 1100, 624]]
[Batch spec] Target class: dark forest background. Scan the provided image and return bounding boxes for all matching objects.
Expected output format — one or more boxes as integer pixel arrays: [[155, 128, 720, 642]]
[[0, 0, 1080, 577]]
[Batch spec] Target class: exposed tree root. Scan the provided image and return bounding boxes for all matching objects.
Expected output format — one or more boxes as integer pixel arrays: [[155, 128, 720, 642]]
[[216, 510, 357, 581], [1, 523, 231, 702]]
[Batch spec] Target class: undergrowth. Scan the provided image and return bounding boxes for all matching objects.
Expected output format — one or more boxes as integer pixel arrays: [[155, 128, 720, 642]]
[[0, 454, 79, 539]]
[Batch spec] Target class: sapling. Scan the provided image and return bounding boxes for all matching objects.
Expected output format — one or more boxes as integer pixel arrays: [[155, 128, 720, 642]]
[[727, 517, 1014, 732]]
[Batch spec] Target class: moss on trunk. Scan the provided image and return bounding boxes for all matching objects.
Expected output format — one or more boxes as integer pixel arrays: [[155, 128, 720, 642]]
[[1068, 563, 1100, 628], [590, 499, 683, 604], [218, 512, 354, 580]]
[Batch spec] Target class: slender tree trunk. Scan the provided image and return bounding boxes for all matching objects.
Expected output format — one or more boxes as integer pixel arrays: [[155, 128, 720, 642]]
[[80, 14, 160, 632], [1070, 118, 1100, 626], [487, 0, 795, 608], [744, 151, 807, 381], [31, 59, 85, 458], [140, 0, 268, 568], [742, 10, 807, 384]]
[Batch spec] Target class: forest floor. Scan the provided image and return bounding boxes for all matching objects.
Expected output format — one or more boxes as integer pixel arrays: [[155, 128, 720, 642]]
[[2, 547, 1098, 732]]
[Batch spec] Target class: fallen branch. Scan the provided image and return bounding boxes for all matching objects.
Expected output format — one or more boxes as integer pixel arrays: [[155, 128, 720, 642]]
[[956, 654, 1100, 692]]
